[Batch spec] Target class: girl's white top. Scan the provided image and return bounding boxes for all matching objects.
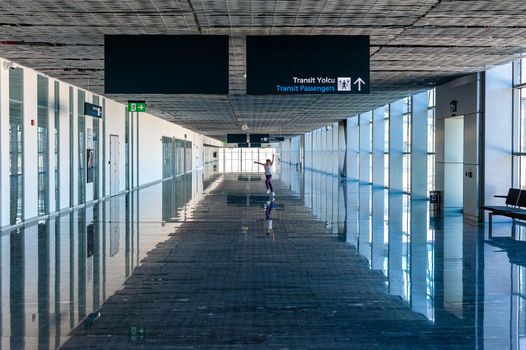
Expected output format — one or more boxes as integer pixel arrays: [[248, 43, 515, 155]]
[[264, 165, 272, 176]]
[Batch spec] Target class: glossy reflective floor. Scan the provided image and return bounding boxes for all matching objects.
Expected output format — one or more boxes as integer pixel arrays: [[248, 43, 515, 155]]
[[0, 165, 524, 349]]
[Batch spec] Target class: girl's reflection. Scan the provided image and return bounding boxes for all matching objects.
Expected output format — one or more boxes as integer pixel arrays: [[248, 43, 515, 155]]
[[264, 198, 275, 240]]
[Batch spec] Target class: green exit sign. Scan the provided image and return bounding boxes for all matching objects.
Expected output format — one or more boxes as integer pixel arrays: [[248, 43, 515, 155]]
[[128, 101, 146, 112]]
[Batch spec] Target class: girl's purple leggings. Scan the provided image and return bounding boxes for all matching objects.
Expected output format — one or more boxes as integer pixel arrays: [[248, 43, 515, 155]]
[[265, 175, 273, 192]]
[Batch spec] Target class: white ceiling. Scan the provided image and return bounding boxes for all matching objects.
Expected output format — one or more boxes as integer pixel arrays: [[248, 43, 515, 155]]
[[0, 0, 525, 138]]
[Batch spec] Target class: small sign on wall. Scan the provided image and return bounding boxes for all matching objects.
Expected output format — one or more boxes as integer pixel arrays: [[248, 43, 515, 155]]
[[87, 128, 93, 149], [449, 100, 458, 114], [84, 102, 103, 118], [86, 149, 94, 183], [128, 101, 146, 112], [87, 127, 94, 183]]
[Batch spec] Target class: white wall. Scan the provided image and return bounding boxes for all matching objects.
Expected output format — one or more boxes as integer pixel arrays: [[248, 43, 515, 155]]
[[136, 119, 216, 185], [0, 57, 221, 229], [281, 136, 302, 167], [389, 100, 404, 192], [23, 71, 38, 219], [444, 117, 464, 208], [484, 63, 513, 221], [0, 62, 9, 224], [411, 91, 429, 200], [203, 145, 220, 164], [435, 66, 511, 221], [104, 98, 126, 196], [372, 107, 385, 188], [347, 116, 359, 180], [436, 73, 482, 218], [337, 120, 346, 177], [331, 122, 338, 175], [359, 112, 371, 183], [300, 124, 341, 176]]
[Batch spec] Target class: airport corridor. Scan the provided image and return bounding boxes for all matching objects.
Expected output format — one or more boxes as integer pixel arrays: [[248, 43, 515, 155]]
[[60, 173, 471, 350]]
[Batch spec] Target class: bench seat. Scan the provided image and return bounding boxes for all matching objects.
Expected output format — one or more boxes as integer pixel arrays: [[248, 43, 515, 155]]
[[483, 188, 526, 237], [483, 205, 516, 212], [483, 206, 526, 215]]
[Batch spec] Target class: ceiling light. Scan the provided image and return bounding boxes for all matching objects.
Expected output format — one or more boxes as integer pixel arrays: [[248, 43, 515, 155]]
[[3, 61, 17, 70], [237, 118, 291, 121]]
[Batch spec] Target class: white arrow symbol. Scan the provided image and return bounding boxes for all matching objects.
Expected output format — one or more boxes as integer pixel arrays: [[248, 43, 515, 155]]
[[353, 77, 365, 91], [138, 104, 144, 111]]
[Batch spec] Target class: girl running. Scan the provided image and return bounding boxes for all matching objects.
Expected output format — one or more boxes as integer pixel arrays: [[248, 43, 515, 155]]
[[255, 154, 275, 196]]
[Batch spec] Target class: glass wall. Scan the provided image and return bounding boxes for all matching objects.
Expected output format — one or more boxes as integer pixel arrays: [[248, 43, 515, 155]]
[[161, 137, 193, 177], [77, 90, 85, 204], [222, 148, 240, 172], [162, 136, 175, 178], [1, 63, 212, 227], [9, 68, 24, 224], [384, 105, 390, 188], [242, 147, 258, 172], [220, 148, 277, 173], [175, 139, 183, 174], [185, 141, 192, 173], [93, 96, 100, 199], [369, 116, 373, 182], [513, 56, 526, 187], [37, 75, 49, 216], [427, 89, 436, 191], [303, 88, 435, 198], [125, 108, 130, 190], [69, 87, 74, 206], [402, 97, 412, 194], [54, 81, 60, 211]]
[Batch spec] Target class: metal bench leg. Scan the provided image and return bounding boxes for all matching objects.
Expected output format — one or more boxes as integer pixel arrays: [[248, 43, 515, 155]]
[[488, 213, 493, 239]]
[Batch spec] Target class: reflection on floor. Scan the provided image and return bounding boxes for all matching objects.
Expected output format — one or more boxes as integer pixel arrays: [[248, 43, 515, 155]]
[[0, 172, 209, 349], [280, 165, 526, 350], [0, 165, 524, 349]]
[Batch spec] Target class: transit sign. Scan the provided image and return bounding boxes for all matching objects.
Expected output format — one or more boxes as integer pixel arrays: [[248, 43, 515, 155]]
[[84, 102, 103, 118], [128, 101, 146, 112], [105, 35, 229, 94], [246, 36, 370, 95], [262, 136, 285, 142]]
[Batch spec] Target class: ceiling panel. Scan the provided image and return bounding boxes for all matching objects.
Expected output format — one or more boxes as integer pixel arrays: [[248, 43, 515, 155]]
[[0, 0, 524, 139]]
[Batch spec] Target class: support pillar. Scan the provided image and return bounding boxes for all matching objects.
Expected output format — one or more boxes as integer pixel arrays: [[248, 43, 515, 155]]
[[390, 100, 404, 192], [372, 106, 385, 188], [347, 116, 359, 181], [411, 91, 429, 200], [359, 112, 371, 183]]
